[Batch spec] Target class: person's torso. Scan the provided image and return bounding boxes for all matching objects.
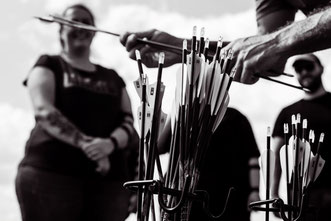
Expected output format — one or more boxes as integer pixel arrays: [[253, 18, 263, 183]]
[[21, 55, 131, 180], [275, 93, 331, 187]]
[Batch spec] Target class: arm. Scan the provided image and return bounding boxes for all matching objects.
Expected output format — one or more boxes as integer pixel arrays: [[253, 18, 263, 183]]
[[28, 66, 112, 174], [120, 29, 230, 67], [27, 66, 93, 148], [109, 88, 136, 149], [83, 88, 135, 162], [223, 6, 331, 84], [273, 6, 331, 55]]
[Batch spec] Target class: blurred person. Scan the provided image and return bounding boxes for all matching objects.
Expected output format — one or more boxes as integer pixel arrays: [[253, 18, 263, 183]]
[[158, 107, 260, 221], [15, 4, 138, 221], [272, 53, 331, 221]]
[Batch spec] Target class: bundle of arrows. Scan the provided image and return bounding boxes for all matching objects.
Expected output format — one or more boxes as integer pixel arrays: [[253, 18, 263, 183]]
[[124, 26, 236, 221], [251, 114, 326, 221]]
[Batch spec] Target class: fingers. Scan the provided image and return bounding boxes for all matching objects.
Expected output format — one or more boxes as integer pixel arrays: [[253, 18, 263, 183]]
[[120, 29, 173, 68], [134, 29, 157, 40], [96, 158, 111, 176], [86, 149, 104, 161], [232, 56, 243, 83], [120, 29, 157, 52], [84, 145, 98, 155], [120, 31, 131, 46], [230, 51, 260, 85], [241, 66, 260, 84], [83, 142, 112, 160], [231, 55, 256, 84], [121, 33, 152, 62], [96, 166, 108, 176], [140, 44, 152, 57], [120, 32, 140, 59], [125, 34, 139, 53], [140, 47, 159, 67]]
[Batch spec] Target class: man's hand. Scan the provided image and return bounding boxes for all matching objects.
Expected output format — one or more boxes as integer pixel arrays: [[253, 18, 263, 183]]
[[120, 29, 182, 68], [223, 33, 288, 84], [82, 137, 115, 161]]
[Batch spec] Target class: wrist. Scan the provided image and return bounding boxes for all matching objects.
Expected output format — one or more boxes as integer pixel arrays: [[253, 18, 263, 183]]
[[110, 136, 119, 151], [78, 135, 93, 150], [272, 29, 294, 60]]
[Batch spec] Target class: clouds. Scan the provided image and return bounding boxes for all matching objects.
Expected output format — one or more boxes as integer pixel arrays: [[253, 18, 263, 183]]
[[2, 4, 264, 220], [0, 103, 33, 166], [0, 103, 33, 221], [3, 1, 331, 221]]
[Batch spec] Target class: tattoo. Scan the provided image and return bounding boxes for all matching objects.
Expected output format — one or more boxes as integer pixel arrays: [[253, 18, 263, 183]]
[[37, 110, 88, 148]]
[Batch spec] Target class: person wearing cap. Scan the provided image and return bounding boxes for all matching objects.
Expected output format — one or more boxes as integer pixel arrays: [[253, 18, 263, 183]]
[[271, 53, 331, 221]]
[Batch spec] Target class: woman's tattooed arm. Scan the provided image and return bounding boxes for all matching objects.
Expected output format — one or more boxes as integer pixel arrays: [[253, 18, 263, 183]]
[[27, 66, 92, 149], [36, 109, 92, 149]]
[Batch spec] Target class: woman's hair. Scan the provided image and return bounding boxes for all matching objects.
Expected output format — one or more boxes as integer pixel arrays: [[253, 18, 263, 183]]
[[62, 4, 95, 26]]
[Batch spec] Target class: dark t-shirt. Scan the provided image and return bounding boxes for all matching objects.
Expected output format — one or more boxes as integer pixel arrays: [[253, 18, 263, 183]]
[[255, 0, 331, 34], [256, 0, 330, 20], [272, 92, 331, 188], [189, 108, 260, 221], [21, 55, 134, 180]]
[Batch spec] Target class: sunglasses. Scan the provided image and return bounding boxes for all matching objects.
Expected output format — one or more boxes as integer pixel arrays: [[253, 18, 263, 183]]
[[293, 60, 315, 73], [69, 29, 94, 39]]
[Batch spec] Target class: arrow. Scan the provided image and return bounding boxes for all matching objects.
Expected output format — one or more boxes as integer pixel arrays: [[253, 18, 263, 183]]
[[308, 133, 325, 185], [259, 127, 274, 221]]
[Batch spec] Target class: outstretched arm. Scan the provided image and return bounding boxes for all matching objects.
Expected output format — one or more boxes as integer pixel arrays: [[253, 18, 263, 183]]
[[223, 6, 331, 84], [120, 29, 230, 67]]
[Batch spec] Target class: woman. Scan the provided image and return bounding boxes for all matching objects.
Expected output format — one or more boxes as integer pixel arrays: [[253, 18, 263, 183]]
[[16, 4, 137, 221]]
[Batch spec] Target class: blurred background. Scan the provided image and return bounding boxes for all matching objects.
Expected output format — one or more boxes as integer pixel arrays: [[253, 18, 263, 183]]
[[1, 0, 331, 220]]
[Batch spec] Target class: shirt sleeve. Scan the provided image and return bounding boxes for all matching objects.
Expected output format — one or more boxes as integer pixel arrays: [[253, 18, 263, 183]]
[[255, 0, 297, 34], [23, 54, 58, 86], [255, 0, 295, 20]]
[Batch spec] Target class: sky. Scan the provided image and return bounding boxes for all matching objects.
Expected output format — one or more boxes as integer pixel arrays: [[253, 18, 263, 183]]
[[1, 0, 331, 221]]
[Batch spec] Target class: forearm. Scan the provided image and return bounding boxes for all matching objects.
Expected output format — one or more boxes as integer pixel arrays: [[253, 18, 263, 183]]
[[272, 7, 331, 58], [36, 107, 92, 149], [111, 88, 137, 150], [110, 114, 135, 150]]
